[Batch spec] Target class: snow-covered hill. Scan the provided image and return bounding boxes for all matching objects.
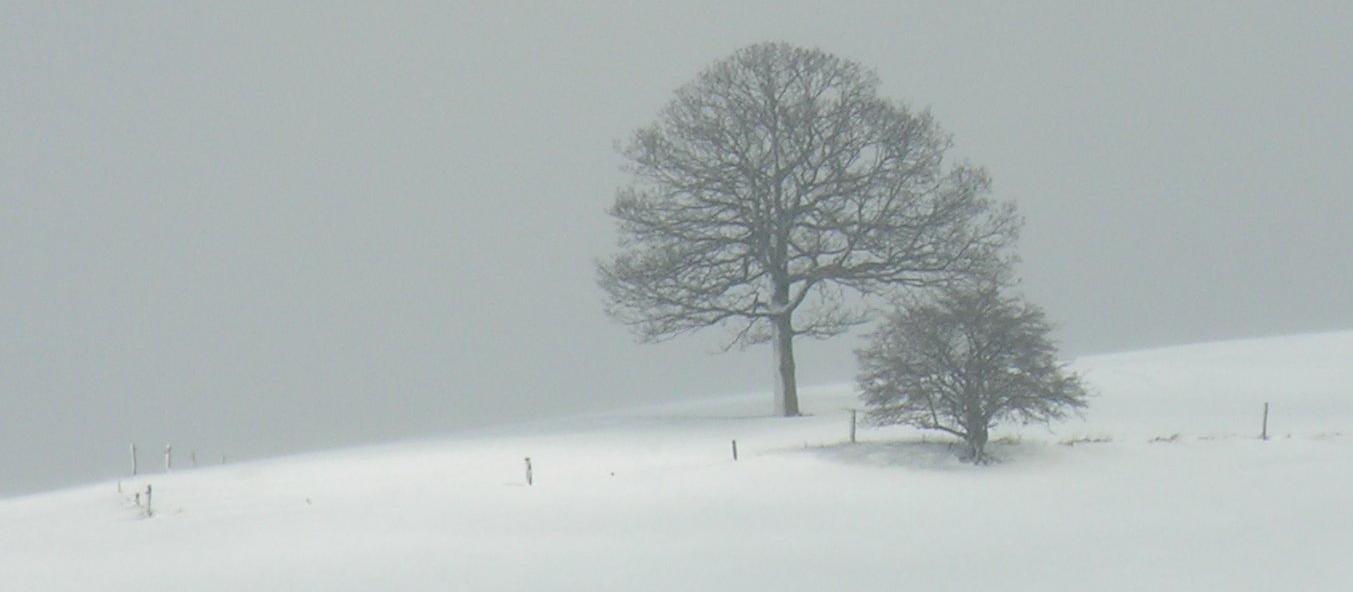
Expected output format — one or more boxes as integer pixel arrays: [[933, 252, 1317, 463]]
[[3, 331, 1351, 590]]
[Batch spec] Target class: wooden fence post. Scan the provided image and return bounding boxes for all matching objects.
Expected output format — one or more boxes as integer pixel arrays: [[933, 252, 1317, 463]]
[[164, 445, 172, 472], [1262, 402, 1269, 440], [145, 484, 153, 518], [130, 443, 138, 476], [524, 457, 533, 486], [850, 410, 857, 444], [731, 439, 738, 461]]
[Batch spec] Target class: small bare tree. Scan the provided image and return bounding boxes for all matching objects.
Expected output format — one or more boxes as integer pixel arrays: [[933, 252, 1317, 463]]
[[857, 280, 1088, 461], [599, 43, 1018, 416]]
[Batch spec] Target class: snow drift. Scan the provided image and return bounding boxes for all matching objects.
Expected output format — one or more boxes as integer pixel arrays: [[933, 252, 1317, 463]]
[[2, 331, 1350, 590]]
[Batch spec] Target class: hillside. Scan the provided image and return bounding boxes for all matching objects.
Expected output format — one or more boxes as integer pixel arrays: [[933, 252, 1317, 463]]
[[2, 331, 1350, 590]]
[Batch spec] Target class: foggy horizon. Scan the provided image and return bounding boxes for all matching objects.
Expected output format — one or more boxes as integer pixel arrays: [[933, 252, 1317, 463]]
[[4, 2, 1351, 496]]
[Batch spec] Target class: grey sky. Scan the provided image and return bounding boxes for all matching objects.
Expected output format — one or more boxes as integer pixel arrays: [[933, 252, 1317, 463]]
[[3, 1, 1350, 496]]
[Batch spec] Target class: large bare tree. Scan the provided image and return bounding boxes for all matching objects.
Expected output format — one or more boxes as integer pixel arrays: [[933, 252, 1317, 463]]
[[857, 279, 1089, 462], [599, 43, 1018, 416]]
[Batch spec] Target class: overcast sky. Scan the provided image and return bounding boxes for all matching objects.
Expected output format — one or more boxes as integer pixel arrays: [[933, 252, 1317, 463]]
[[3, 1, 1350, 496]]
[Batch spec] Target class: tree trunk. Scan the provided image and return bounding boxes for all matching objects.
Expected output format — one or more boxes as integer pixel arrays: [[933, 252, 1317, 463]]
[[772, 313, 800, 417], [968, 426, 989, 462]]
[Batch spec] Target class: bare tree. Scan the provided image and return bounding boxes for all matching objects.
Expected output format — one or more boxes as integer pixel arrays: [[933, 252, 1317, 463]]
[[857, 280, 1088, 461], [598, 43, 1019, 416]]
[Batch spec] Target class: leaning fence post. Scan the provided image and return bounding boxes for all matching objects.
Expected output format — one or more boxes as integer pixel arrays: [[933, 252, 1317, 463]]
[[731, 439, 738, 461], [524, 457, 533, 486], [1261, 402, 1269, 440]]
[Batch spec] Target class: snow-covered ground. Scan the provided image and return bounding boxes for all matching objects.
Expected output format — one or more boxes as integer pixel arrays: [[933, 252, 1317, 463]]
[[3, 331, 1351, 590]]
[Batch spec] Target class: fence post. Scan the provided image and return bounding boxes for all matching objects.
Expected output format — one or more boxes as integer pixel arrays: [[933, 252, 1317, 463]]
[[731, 439, 738, 461], [130, 443, 138, 476], [524, 457, 533, 486], [850, 409, 857, 444], [1261, 402, 1269, 440], [164, 445, 172, 472], [145, 484, 153, 518]]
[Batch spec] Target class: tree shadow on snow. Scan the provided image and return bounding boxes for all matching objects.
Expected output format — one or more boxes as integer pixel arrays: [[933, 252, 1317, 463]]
[[809, 439, 1034, 471]]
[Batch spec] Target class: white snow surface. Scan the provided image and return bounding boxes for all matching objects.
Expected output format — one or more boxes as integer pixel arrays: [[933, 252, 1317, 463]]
[[3, 331, 1351, 590]]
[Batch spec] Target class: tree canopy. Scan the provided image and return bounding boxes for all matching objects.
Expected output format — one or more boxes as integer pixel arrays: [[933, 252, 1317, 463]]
[[857, 281, 1089, 461], [600, 43, 1019, 415]]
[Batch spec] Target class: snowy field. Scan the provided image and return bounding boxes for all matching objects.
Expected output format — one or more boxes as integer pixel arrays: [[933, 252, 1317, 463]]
[[3, 331, 1351, 590]]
